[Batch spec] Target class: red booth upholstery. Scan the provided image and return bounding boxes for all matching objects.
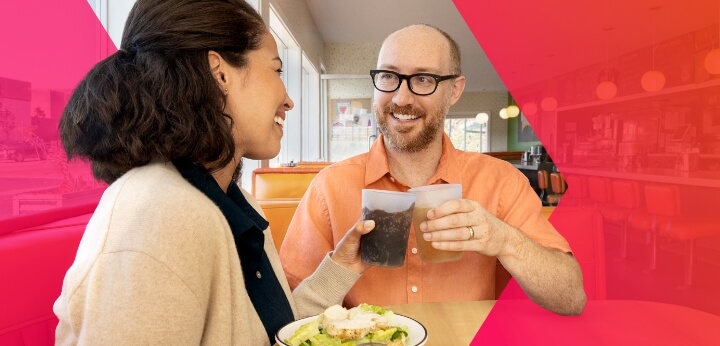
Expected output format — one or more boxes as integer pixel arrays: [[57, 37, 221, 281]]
[[0, 208, 92, 345]]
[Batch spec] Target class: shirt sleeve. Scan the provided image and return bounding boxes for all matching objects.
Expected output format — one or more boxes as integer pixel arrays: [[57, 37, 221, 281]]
[[291, 253, 361, 318], [279, 176, 338, 289]]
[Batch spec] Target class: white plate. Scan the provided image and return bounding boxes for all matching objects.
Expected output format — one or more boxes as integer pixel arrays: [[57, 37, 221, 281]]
[[275, 313, 428, 346]]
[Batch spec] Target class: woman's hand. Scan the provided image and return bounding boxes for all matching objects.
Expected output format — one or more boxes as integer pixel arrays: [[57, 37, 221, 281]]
[[418, 199, 515, 257], [331, 219, 374, 274]]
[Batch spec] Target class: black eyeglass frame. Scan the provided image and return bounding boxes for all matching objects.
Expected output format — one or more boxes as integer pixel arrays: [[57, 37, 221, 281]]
[[369, 69, 459, 96]]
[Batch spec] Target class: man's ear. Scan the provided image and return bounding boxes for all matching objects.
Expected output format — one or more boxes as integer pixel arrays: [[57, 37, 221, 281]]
[[208, 50, 225, 88], [448, 75, 466, 106]]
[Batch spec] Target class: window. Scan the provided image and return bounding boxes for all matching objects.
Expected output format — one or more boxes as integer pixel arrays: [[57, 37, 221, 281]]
[[87, 0, 107, 26], [324, 75, 376, 162], [301, 54, 322, 161], [445, 114, 488, 153], [267, 27, 289, 169], [245, 0, 260, 11], [240, 4, 306, 191]]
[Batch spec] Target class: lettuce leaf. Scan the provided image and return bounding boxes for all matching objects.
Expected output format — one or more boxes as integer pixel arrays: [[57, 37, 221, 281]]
[[358, 303, 388, 315], [285, 321, 320, 346]]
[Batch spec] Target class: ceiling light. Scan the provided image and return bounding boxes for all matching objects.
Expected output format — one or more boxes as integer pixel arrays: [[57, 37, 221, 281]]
[[499, 108, 509, 119], [706, 3, 720, 74], [706, 48, 720, 74], [641, 70, 666, 92], [597, 27, 617, 100], [522, 103, 537, 116], [475, 112, 489, 124], [541, 97, 558, 111], [506, 105, 520, 118], [596, 81, 618, 100], [641, 6, 665, 92]]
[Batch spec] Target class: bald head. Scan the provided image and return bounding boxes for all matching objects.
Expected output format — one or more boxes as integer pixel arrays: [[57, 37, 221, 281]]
[[379, 24, 461, 75]]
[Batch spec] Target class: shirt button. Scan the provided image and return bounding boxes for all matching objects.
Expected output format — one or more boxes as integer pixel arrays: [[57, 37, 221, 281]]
[[411, 247, 418, 254], [256, 271, 262, 279], [411, 286, 418, 293]]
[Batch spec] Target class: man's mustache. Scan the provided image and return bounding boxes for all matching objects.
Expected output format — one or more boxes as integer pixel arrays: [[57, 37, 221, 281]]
[[382, 104, 425, 118]]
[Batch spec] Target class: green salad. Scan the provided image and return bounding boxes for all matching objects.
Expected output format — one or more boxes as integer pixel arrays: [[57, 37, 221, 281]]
[[284, 303, 409, 346]]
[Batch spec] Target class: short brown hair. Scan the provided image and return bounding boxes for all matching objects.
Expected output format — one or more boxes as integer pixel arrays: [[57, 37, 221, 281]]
[[59, 0, 265, 184], [421, 24, 462, 75]]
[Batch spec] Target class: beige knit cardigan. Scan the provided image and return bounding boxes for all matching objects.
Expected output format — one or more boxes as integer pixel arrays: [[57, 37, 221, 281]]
[[54, 162, 359, 345]]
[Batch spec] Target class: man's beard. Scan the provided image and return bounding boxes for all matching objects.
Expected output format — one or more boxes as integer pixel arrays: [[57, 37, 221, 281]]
[[374, 103, 446, 153]]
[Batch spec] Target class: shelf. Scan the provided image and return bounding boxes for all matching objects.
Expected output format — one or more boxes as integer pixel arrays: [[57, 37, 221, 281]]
[[556, 78, 720, 113]]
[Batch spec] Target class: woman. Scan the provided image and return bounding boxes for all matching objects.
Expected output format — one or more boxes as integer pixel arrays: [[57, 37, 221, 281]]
[[54, 0, 372, 344]]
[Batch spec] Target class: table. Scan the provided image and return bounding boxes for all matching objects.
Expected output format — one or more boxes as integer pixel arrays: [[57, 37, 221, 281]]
[[386, 300, 494, 346], [388, 300, 720, 345], [476, 299, 720, 345]]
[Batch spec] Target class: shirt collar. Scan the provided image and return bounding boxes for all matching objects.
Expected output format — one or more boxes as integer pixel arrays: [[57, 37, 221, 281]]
[[173, 158, 268, 265], [365, 132, 463, 187]]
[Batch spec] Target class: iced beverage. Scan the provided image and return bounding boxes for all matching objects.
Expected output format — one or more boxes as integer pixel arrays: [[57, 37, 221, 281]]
[[360, 189, 416, 267], [408, 184, 464, 263]]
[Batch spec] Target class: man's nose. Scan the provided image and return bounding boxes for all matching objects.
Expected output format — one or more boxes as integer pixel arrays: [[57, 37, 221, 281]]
[[391, 80, 416, 107]]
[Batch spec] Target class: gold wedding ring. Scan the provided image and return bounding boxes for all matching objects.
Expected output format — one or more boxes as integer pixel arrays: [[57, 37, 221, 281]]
[[466, 226, 475, 240]]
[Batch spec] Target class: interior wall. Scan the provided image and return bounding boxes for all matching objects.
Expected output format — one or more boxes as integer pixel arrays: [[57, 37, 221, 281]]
[[325, 42, 380, 74], [507, 115, 541, 152], [324, 43, 379, 99], [266, 0, 324, 72], [450, 91, 509, 152]]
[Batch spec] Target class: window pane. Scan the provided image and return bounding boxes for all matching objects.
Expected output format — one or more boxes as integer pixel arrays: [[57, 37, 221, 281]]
[[444, 118, 486, 152]]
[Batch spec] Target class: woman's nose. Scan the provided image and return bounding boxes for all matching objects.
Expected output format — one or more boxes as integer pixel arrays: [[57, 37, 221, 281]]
[[285, 95, 294, 111]]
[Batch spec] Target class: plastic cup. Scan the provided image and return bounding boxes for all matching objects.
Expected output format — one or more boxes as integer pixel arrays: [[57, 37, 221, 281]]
[[360, 189, 416, 267], [408, 184, 464, 263]]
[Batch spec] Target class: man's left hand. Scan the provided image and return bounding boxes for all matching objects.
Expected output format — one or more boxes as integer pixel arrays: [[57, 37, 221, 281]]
[[418, 199, 516, 257]]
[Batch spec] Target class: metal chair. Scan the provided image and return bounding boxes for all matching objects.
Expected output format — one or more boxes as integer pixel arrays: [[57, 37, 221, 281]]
[[537, 170, 550, 205], [547, 172, 566, 205]]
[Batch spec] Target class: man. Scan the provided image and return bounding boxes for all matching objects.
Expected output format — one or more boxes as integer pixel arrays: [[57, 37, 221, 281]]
[[280, 24, 586, 315]]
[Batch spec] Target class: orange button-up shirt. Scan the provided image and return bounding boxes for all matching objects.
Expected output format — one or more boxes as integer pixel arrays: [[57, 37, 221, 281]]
[[280, 133, 571, 307]]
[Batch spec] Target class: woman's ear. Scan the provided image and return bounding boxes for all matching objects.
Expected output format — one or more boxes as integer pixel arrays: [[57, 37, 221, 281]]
[[208, 50, 226, 91]]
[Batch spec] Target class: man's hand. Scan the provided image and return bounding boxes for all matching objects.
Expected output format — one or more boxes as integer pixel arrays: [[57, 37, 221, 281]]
[[419, 198, 586, 315], [418, 199, 515, 256], [331, 219, 374, 274]]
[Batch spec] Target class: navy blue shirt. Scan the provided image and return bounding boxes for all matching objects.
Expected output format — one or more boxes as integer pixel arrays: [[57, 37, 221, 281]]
[[173, 158, 294, 344]]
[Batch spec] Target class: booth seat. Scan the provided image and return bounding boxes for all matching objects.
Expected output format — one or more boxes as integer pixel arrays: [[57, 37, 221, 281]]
[[295, 161, 333, 169], [0, 209, 93, 346], [258, 198, 300, 250], [251, 167, 323, 200], [251, 167, 324, 252]]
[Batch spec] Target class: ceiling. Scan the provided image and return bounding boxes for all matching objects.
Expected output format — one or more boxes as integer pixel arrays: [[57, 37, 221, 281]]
[[304, 0, 719, 93], [304, 0, 507, 93]]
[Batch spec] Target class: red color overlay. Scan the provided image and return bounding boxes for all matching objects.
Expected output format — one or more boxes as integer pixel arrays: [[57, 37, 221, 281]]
[[454, 0, 720, 344], [0, 0, 111, 343], [0, 0, 110, 229]]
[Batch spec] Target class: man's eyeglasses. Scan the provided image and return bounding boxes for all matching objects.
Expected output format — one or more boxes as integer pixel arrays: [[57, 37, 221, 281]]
[[370, 70, 459, 96]]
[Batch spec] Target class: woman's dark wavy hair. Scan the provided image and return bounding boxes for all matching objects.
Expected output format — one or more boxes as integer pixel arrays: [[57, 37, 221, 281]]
[[59, 0, 266, 184]]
